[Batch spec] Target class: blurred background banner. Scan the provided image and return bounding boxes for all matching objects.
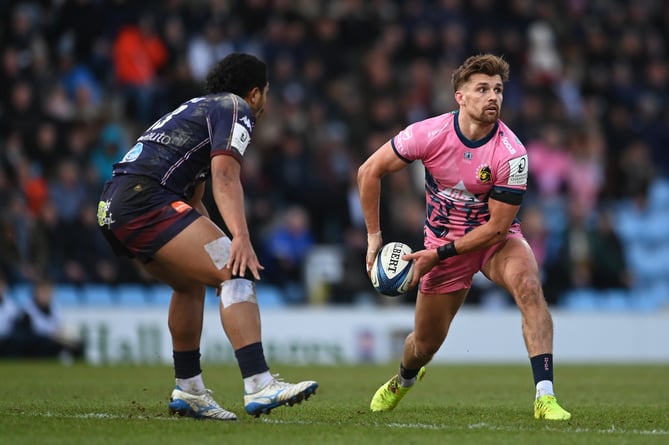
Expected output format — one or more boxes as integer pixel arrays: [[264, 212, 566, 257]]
[[1, 1, 669, 361], [60, 306, 669, 365]]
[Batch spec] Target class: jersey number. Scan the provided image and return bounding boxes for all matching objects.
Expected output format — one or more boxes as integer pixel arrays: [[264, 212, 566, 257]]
[[146, 97, 206, 131]]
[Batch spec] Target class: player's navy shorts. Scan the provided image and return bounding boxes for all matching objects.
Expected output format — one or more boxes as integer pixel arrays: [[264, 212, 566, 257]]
[[97, 174, 200, 263]]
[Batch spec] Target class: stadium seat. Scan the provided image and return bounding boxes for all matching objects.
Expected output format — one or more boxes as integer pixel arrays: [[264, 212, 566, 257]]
[[205, 286, 219, 307], [256, 284, 286, 308], [81, 284, 115, 306], [146, 284, 172, 306], [115, 284, 149, 306], [600, 289, 631, 311], [52, 284, 83, 306], [561, 288, 599, 311]]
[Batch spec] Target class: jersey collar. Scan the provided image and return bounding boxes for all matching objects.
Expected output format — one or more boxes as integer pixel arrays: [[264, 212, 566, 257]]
[[453, 110, 499, 148]]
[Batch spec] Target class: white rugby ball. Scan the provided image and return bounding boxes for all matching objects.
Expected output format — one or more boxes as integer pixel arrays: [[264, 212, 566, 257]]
[[370, 242, 415, 296]]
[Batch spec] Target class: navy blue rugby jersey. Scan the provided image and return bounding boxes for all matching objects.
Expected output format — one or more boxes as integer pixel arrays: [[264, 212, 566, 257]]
[[112, 93, 255, 200]]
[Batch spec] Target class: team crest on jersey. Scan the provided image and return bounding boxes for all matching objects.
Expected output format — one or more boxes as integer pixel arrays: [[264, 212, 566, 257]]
[[476, 164, 492, 183]]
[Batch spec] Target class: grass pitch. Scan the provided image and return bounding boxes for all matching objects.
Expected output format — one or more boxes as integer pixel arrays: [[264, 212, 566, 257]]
[[1, 361, 667, 445]]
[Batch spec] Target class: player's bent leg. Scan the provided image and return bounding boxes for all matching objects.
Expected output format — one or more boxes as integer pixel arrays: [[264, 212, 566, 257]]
[[370, 290, 465, 412], [484, 238, 571, 420], [370, 367, 426, 412], [218, 278, 319, 417], [141, 220, 240, 420], [219, 279, 262, 348], [141, 261, 207, 350], [151, 216, 233, 287]]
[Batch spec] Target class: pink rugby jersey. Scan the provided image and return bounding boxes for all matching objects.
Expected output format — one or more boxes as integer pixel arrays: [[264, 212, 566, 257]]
[[391, 111, 528, 249]]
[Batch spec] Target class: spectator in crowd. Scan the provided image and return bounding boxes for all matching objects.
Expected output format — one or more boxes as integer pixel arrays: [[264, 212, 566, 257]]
[[544, 202, 630, 301], [262, 205, 315, 304], [112, 10, 167, 127], [17, 280, 84, 360]]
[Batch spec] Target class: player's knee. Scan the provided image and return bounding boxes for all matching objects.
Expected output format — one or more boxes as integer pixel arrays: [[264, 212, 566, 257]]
[[220, 278, 257, 308], [513, 273, 544, 306]]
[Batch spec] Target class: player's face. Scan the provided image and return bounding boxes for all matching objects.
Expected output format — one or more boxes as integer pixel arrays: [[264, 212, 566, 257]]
[[249, 83, 269, 119], [458, 73, 503, 125]]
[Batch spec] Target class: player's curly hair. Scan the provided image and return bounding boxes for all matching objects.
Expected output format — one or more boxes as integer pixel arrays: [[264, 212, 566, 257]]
[[205, 53, 267, 97], [451, 54, 510, 92]]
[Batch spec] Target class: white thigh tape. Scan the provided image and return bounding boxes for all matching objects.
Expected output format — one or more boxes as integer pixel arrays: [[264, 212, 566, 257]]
[[220, 278, 257, 308], [204, 236, 231, 270]]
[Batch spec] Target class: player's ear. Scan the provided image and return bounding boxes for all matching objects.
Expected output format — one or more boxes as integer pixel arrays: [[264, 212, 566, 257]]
[[245, 87, 260, 105], [454, 90, 464, 106]]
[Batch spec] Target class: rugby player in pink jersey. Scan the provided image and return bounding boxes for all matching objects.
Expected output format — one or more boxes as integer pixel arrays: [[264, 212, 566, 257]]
[[358, 54, 571, 420]]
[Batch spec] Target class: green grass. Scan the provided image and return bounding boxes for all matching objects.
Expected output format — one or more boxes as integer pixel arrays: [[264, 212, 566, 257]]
[[1, 362, 668, 445]]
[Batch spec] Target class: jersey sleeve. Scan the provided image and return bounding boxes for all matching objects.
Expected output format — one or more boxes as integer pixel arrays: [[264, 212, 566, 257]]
[[491, 131, 528, 205], [209, 96, 255, 162], [390, 122, 423, 163], [391, 114, 451, 163]]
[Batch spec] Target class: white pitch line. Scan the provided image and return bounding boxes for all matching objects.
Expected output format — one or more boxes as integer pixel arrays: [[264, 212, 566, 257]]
[[262, 418, 669, 436], [12, 412, 669, 435]]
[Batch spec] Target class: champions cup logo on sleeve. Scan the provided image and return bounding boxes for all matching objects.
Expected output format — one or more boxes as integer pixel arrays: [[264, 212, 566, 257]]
[[232, 121, 251, 155], [507, 155, 528, 186]]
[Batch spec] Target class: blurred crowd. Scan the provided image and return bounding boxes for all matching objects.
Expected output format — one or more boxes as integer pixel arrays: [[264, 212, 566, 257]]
[[1, 0, 668, 306]]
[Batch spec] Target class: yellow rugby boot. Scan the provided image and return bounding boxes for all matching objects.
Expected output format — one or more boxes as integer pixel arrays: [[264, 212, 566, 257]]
[[370, 367, 426, 412]]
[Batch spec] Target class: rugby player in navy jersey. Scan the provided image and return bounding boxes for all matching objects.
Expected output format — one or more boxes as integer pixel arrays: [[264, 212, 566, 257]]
[[97, 53, 317, 420]]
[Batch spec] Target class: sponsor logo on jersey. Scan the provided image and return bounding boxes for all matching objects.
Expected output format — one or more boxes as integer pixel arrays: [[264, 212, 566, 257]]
[[427, 121, 450, 139], [171, 201, 191, 213], [438, 181, 477, 202], [121, 143, 143, 162], [239, 115, 253, 132], [399, 126, 413, 140], [476, 164, 492, 183], [499, 131, 516, 155], [507, 155, 528, 186], [138, 131, 172, 145], [97, 199, 115, 228], [464, 151, 473, 160]]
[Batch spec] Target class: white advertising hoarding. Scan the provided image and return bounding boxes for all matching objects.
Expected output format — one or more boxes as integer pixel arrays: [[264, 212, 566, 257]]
[[61, 306, 669, 365]]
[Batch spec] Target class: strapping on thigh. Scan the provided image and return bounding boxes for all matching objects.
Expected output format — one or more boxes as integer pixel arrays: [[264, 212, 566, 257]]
[[204, 236, 231, 270]]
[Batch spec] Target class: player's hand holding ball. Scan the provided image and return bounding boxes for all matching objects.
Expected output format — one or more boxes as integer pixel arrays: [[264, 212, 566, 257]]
[[369, 241, 415, 296]]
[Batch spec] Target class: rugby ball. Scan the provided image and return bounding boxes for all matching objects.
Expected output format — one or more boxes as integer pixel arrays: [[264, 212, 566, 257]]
[[370, 242, 415, 296]]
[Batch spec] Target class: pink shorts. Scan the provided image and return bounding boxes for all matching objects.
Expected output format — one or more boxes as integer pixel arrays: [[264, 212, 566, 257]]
[[419, 223, 524, 295]]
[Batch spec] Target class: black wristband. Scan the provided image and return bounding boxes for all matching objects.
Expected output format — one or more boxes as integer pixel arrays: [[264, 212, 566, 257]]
[[436, 242, 458, 261]]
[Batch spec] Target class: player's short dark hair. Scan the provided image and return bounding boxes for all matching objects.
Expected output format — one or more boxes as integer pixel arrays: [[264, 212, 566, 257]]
[[205, 53, 267, 97], [451, 54, 510, 92]]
